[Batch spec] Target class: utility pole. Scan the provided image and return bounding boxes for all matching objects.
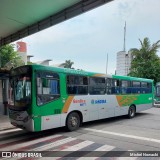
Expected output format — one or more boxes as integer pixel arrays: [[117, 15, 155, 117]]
[[123, 21, 126, 52], [106, 53, 108, 75]]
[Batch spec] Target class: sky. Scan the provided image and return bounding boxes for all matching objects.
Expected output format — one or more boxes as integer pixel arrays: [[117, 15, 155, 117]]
[[17, 0, 160, 74]]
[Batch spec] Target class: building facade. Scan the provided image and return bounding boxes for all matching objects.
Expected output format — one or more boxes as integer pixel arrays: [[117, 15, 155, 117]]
[[17, 41, 27, 65], [116, 51, 132, 76]]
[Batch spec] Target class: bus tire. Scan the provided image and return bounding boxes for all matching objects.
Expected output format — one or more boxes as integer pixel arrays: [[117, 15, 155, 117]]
[[128, 105, 136, 118], [66, 112, 80, 131]]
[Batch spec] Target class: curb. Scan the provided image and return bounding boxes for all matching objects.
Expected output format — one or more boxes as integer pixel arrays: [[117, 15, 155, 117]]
[[153, 106, 160, 108], [0, 126, 16, 132]]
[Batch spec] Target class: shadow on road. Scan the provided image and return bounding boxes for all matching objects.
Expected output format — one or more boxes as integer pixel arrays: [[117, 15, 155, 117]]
[[1, 111, 154, 141]]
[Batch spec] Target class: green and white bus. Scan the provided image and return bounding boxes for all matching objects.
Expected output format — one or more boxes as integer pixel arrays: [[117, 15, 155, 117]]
[[8, 65, 154, 132], [154, 82, 160, 106]]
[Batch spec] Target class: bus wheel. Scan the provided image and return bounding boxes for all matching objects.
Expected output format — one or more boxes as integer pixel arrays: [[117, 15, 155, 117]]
[[128, 105, 136, 118], [66, 112, 80, 131]]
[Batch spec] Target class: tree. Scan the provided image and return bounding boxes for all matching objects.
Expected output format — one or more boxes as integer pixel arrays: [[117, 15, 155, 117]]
[[0, 44, 23, 69], [63, 60, 74, 69], [129, 37, 160, 84]]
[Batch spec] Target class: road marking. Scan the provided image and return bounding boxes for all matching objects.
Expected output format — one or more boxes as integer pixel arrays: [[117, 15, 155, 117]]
[[113, 158, 137, 160], [16, 135, 68, 151], [95, 144, 115, 151], [0, 128, 21, 134], [54, 141, 94, 160], [77, 144, 115, 160], [84, 128, 160, 143], [62, 140, 94, 151], [33, 137, 77, 151], [42, 141, 94, 159], [1, 134, 62, 151]]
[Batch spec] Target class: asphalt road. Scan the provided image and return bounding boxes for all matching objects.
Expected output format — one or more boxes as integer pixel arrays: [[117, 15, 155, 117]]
[[1, 107, 160, 159], [63, 107, 160, 151]]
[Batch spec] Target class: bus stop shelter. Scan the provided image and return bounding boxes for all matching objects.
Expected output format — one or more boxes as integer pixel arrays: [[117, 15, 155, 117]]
[[0, 69, 9, 115]]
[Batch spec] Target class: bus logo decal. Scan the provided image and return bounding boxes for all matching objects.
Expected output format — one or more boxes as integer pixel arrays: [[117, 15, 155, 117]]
[[73, 99, 86, 106], [91, 99, 107, 104]]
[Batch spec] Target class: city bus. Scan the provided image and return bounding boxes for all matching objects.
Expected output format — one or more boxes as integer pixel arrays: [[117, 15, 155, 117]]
[[8, 65, 154, 132], [154, 82, 160, 107]]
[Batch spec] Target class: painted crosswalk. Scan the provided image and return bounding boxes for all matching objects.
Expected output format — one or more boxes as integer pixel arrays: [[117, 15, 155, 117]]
[[0, 128, 149, 160]]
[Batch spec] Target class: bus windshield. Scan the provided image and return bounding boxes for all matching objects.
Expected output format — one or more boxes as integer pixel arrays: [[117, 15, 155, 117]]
[[156, 85, 160, 97], [9, 75, 31, 107]]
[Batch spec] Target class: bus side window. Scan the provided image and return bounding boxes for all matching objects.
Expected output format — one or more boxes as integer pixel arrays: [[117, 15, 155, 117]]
[[89, 77, 105, 95], [132, 81, 141, 94], [147, 83, 152, 93], [50, 79, 59, 94], [120, 80, 131, 94], [112, 79, 120, 94], [67, 75, 88, 95], [106, 79, 120, 95], [141, 82, 147, 93], [106, 78, 112, 94], [36, 72, 60, 106]]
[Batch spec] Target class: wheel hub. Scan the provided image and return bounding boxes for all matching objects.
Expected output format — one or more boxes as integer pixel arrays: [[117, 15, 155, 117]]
[[130, 108, 134, 116], [71, 117, 77, 127]]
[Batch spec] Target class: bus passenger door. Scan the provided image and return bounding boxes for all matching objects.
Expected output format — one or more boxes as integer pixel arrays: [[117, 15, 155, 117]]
[[36, 71, 62, 130], [98, 95, 115, 119], [99, 106, 108, 119]]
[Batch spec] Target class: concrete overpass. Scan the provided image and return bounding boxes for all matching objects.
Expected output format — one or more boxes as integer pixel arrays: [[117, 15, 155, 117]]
[[0, 0, 114, 115], [0, 0, 113, 47]]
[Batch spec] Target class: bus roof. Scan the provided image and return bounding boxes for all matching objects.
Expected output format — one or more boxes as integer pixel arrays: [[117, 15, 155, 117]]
[[31, 64, 106, 77], [18, 64, 153, 83], [112, 75, 153, 83]]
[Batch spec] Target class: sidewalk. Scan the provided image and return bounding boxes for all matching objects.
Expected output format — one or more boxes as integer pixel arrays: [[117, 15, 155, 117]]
[[0, 115, 15, 131]]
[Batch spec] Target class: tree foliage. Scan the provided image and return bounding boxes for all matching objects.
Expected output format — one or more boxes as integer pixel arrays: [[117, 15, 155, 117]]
[[63, 60, 74, 69], [129, 37, 160, 84], [0, 44, 24, 69]]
